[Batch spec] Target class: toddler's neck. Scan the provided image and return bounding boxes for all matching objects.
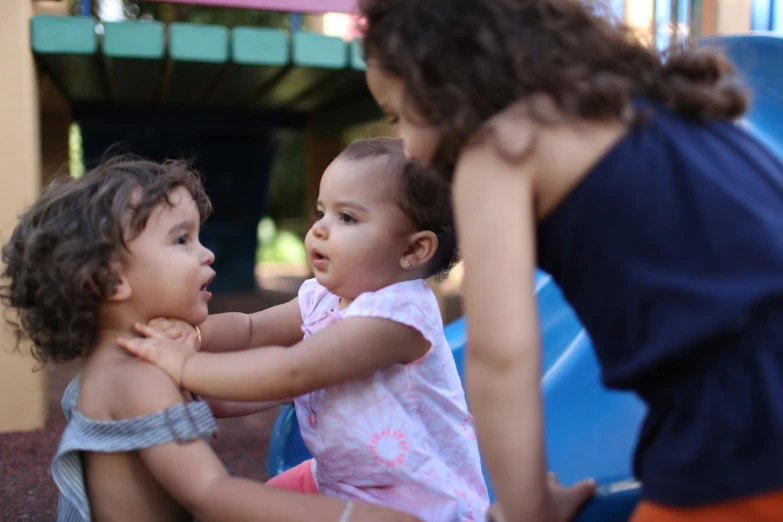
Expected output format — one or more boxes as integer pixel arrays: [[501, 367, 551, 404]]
[[84, 326, 142, 359]]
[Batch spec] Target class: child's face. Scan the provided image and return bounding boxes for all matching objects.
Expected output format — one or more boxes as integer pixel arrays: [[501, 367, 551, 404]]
[[121, 186, 215, 325], [365, 64, 440, 168], [305, 157, 414, 300]]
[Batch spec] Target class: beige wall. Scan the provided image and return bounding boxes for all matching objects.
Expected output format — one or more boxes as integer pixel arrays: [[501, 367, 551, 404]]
[[716, 0, 753, 33], [0, 0, 47, 433], [624, 0, 752, 38]]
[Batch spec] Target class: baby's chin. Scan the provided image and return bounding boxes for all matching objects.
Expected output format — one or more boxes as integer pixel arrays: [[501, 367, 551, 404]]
[[312, 273, 330, 289], [313, 274, 342, 295], [179, 306, 209, 327], [193, 308, 209, 325]]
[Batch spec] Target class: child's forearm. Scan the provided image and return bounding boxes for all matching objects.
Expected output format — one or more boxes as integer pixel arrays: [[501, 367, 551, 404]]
[[201, 300, 304, 354], [206, 398, 289, 418], [193, 476, 421, 522], [180, 318, 421, 402], [183, 347, 292, 402], [199, 313, 252, 353]]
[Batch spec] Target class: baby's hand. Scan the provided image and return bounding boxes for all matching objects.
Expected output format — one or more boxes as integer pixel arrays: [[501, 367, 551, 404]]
[[143, 317, 201, 350], [118, 323, 199, 387]]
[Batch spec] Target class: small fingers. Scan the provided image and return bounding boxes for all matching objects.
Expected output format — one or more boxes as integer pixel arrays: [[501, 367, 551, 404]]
[[573, 478, 597, 493], [183, 332, 198, 348], [151, 318, 182, 335], [147, 318, 173, 332], [117, 337, 158, 362], [134, 322, 166, 340]]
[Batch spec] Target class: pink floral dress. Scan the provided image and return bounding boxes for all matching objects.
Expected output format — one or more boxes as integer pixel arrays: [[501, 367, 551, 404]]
[[295, 278, 489, 521]]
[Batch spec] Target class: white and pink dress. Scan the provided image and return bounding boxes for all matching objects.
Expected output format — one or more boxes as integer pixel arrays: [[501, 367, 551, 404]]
[[267, 278, 489, 522]]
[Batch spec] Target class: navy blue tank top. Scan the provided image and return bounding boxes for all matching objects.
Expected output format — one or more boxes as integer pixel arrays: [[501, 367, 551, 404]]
[[537, 101, 783, 506]]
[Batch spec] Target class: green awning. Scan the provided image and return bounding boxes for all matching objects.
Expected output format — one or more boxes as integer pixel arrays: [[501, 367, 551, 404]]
[[32, 16, 377, 132]]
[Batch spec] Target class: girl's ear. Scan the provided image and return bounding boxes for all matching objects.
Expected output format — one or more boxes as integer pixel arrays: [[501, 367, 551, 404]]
[[106, 274, 132, 302], [92, 261, 132, 302], [400, 230, 438, 272]]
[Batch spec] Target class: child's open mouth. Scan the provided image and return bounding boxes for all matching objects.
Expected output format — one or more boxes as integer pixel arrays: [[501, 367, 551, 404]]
[[200, 273, 216, 295], [311, 249, 329, 270]]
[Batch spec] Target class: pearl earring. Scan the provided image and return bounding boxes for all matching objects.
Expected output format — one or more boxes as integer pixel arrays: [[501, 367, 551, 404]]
[[404, 260, 411, 269]]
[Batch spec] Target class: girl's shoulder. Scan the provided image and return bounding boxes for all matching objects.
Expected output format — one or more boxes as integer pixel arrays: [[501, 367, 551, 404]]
[[53, 371, 217, 521], [345, 279, 439, 314], [341, 279, 444, 349]]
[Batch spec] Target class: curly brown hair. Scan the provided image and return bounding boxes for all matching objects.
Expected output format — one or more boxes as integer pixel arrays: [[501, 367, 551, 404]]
[[339, 137, 459, 280], [359, 0, 750, 177], [0, 156, 212, 365]]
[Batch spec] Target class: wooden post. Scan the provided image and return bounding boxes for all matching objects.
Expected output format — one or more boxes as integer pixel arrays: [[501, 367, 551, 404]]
[[0, 0, 48, 433], [305, 119, 343, 227], [699, 0, 718, 36], [40, 73, 72, 186]]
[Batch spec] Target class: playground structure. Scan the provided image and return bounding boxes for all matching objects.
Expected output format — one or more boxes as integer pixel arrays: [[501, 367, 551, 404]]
[[1, 0, 782, 520]]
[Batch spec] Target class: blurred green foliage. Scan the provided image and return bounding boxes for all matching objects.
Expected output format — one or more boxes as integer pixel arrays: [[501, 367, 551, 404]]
[[266, 133, 307, 221], [70, 1, 291, 27], [256, 217, 307, 264]]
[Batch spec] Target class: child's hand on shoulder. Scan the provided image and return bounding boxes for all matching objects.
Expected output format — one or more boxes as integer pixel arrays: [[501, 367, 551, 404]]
[[117, 323, 198, 387], [144, 317, 201, 350]]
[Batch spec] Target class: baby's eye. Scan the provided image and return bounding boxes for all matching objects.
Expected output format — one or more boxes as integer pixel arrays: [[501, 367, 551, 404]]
[[386, 115, 399, 125], [339, 213, 357, 224], [312, 209, 324, 222], [175, 234, 189, 246]]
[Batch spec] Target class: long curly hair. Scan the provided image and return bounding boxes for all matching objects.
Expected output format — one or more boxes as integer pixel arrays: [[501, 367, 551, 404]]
[[359, 0, 749, 177], [339, 137, 460, 280], [0, 156, 212, 366]]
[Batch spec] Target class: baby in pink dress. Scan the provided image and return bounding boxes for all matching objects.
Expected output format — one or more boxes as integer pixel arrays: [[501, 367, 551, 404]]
[[121, 138, 489, 521], [290, 277, 487, 520]]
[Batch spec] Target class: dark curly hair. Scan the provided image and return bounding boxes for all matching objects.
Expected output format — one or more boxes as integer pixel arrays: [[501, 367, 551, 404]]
[[340, 137, 459, 280], [359, 0, 749, 177], [0, 155, 212, 365]]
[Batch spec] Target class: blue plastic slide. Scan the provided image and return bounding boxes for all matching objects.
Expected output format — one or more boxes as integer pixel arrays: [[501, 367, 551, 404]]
[[265, 34, 783, 522], [704, 34, 783, 157]]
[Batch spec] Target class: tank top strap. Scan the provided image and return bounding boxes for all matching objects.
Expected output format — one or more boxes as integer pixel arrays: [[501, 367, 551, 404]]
[[53, 376, 217, 521]]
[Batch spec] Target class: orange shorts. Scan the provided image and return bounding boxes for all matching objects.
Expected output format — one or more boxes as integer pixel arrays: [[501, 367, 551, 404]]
[[632, 489, 783, 522], [265, 459, 319, 494]]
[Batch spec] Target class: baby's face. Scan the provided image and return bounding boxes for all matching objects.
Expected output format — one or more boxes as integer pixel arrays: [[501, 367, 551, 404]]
[[122, 186, 216, 324], [305, 157, 413, 300]]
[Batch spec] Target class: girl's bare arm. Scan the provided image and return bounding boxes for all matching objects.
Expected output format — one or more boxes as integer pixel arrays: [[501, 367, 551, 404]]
[[121, 316, 429, 402], [452, 125, 550, 521], [150, 298, 304, 354], [206, 398, 289, 418], [200, 298, 304, 352]]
